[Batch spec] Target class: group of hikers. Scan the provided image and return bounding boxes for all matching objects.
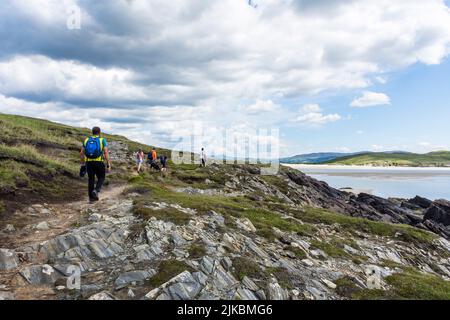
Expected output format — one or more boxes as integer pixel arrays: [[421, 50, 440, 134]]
[[79, 126, 207, 202], [135, 147, 168, 173]]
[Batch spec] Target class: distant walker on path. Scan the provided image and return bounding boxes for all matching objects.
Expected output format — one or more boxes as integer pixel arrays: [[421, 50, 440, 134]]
[[80, 127, 112, 202], [200, 148, 207, 167]]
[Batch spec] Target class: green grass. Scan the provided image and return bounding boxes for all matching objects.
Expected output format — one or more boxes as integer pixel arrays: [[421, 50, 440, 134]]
[[232, 259, 295, 289], [384, 268, 450, 299], [0, 144, 78, 175], [232, 257, 266, 281], [146, 260, 194, 289], [265, 267, 295, 289], [294, 207, 437, 246], [336, 268, 450, 300], [259, 175, 290, 194], [0, 144, 82, 214], [128, 178, 316, 241], [311, 239, 349, 259], [133, 204, 192, 225], [285, 246, 307, 259], [188, 243, 207, 259], [324, 151, 450, 167], [0, 114, 84, 148]]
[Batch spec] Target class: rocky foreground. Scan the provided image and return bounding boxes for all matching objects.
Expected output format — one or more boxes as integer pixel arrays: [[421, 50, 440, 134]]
[[1, 161, 450, 300]]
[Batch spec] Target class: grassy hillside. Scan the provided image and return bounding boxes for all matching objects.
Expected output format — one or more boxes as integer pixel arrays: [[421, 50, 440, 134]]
[[0, 113, 170, 217], [324, 151, 450, 167]]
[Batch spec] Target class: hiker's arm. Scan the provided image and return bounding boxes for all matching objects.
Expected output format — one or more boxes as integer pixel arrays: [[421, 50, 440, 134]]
[[80, 147, 86, 165], [104, 147, 112, 168]]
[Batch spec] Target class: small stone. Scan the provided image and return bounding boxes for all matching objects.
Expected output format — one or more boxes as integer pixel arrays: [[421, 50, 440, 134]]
[[144, 288, 160, 300], [222, 233, 241, 252], [0, 249, 19, 270], [89, 213, 104, 222], [0, 291, 15, 300], [291, 289, 300, 297], [40, 208, 51, 215], [88, 291, 115, 300], [114, 270, 156, 290], [235, 218, 257, 233], [344, 245, 359, 255], [267, 282, 289, 300], [236, 287, 259, 300], [301, 259, 314, 267], [200, 256, 216, 275], [3, 224, 15, 233], [242, 276, 259, 291], [322, 279, 337, 289], [220, 257, 233, 270], [306, 286, 326, 300], [35, 221, 50, 231], [20, 264, 62, 285]]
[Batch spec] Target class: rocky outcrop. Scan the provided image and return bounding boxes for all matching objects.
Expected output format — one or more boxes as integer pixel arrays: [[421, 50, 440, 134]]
[[424, 200, 450, 226], [274, 167, 449, 239], [406, 196, 433, 210]]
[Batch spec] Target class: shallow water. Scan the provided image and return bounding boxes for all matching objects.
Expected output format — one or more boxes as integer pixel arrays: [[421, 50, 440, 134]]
[[286, 165, 450, 200]]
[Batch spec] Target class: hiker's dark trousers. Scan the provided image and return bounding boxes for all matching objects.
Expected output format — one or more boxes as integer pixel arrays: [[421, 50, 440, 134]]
[[86, 161, 105, 199]]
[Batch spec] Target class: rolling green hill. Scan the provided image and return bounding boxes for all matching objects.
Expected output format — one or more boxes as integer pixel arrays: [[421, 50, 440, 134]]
[[324, 151, 450, 167]]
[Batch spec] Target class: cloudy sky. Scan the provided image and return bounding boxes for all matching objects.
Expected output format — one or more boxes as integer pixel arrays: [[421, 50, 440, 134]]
[[1, 0, 450, 157]]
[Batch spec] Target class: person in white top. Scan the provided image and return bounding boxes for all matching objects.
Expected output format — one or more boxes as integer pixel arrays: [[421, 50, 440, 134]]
[[200, 148, 207, 167], [135, 149, 144, 173]]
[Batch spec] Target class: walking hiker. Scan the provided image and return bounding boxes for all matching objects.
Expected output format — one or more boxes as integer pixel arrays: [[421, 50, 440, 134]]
[[80, 127, 112, 202], [136, 149, 144, 173], [200, 148, 207, 167], [148, 147, 160, 171], [160, 155, 168, 172]]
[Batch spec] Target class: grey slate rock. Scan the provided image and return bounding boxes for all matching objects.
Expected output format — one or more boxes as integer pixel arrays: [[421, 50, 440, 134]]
[[0, 249, 19, 270], [115, 270, 156, 290], [20, 265, 63, 285]]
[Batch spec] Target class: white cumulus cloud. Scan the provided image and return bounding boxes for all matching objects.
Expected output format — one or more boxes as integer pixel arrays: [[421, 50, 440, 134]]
[[350, 91, 391, 108], [293, 104, 341, 126]]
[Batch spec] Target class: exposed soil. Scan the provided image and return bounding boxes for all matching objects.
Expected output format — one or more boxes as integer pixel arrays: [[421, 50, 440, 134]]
[[0, 184, 126, 249]]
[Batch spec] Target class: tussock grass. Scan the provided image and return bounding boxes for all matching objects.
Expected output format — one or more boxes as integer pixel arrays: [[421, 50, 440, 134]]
[[286, 245, 307, 259], [336, 268, 450, 300], [188, 242, 207, 259], [133, 204, 192, 225], [147, 260, 194, 289], [232, 257, 266, 281], [0, 144, 77, 175], [294, 207, 437, 246]]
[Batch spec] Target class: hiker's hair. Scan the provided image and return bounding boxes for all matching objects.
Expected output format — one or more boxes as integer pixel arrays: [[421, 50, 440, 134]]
[[92, 127, 101, 135]]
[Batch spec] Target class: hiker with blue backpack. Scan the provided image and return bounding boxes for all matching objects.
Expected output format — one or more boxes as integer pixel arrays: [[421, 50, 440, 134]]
[[79, 127, 112, 202]]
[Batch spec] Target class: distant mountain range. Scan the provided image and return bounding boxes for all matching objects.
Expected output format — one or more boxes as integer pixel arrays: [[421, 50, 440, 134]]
[[280, 152, 363, 164], [281, 151, 450, 167]]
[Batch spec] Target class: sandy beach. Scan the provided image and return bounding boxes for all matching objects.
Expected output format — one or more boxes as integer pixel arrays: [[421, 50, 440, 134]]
[[284, 163, 450, 172]]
